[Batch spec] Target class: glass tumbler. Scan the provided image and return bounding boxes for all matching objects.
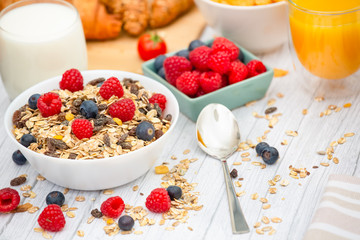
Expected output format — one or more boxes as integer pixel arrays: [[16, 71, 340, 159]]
[[288, 0, 360, 96], [0, 0, 87, 100]]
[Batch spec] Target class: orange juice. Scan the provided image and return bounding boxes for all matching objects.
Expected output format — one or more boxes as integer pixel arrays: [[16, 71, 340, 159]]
[[289, 0, 360, 79]]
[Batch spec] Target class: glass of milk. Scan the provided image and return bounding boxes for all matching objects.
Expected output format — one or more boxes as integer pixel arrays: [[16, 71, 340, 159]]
[[0, 0, 87, 100]]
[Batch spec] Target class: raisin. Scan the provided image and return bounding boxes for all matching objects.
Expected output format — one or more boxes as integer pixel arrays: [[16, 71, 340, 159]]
[[68, 153, 78, 159], [265, 107, 277, 115], [154, 103, 162, 117], [117, 134, 128, 144], [98, 104, 108, 111], [87, 77, 105, 86], [61, 120, 69, 126], [230, 169, 238, 178], [120, 142, 132, 149], [10, 176, 27, 186], [164, 114, 172, 122], [91, 208, 103, 218], [130, 84, 139, 95], [44, 151, 60, 158], [103, 133, 111, 147], [128, 127, 137, 136], [155, 130, 163, 139], [12, 110, 22, 125], [57, 112, 66, 122], [70, 106, 79, 114]]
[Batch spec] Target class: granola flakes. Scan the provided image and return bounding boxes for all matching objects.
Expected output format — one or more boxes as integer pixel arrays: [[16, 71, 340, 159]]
[[12, 78, 172, 160]]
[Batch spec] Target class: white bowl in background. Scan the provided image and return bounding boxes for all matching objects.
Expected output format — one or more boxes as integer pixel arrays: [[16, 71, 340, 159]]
[[5, 70, 179, 190], [195, 0, 288, 53]]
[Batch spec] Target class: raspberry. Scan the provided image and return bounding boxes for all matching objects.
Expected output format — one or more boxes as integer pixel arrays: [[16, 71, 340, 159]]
[[37, 204, 66, 232], [108, 98, 135, 122], [163, 56, 192, 86], [71, 119, 93, 140], [176, 71, 200, 97], [100, 196, 125, 218], [189, 46, 211, 71], [212, 37, 239, 61], [99, 77, 124, 100], [196, 88, 206, 97], [149, 93, 167, 111], [228, 60, 248, 84], [199, 71, 222, 93], [145, 188, 171, 213], [247, 60, 267, 77], [37, 92, 62, 117], [59, 69, 84, 92], [221, 75, 228, 88], [207, 51, 231, 75], [0, 188, 20, 213]]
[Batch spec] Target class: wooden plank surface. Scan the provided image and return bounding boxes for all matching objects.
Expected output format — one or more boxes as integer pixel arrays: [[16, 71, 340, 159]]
[[0, 27, 359, 240]]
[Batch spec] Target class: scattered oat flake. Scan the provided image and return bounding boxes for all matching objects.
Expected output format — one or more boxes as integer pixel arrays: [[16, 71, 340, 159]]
[[63, 188, 69, 195], [183, 149, 190, 155], [42, 231, 52, 239], [286, 130, 298, 137], [317, 151, 326, 155], [28, 206, 39, 214], [302, 109, 308, 115], [11, 203, 33, 213], [75, 196, 85, 202], [242, 157, 251, 162], [132, 185, 139, 191], [241, 152, 250, 157], [236, 191, 246, 197], [20, 185, 31, 191], [262, 226, 273, 232], [343, 102, 352, 108], [235, 181, 242, 188], [280, 179, 289, 187], [188, 227, 193, 231], [87, 216, 95, 224], [262, 216, 270, 224], [273, 175, 281, 182], [233, 162, 242, 165], [66, 211, 75, 218], [171, 155, 177, 160], [269, 229, 277, 235], [159, 219, 165, 225], [276, 92, 284, 98], [260, 198, 268, 203], [271, 217, 282, 223], [251, 193, 259, 200], [29, 191, 37, 199], [256, 229, 264, 235], [254, 222, 261, 228], [333, 157, 339, 164], [320, 162, 330, 167], [281, 139, 288, 145], [77, 230, 84, 237], [36, 174, 46, 181], [245, 100, 257, 107], [263, 204, 271, 209], [337, 138, 346, 144], [273, 68, 288, 77], [267, 99, 276, 106], [103, 189, 114, 195], [344, 132, 355, 137], [268, 116, 278, 128], [315, 96, 324, 102], [269, 188, 277, 194], [134, 230, 143, 235], [34, 228, 44, 233], [165, 227, 175, 231]]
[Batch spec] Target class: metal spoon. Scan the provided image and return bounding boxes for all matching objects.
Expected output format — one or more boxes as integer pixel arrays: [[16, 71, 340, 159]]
[[196, 103, 249, 234]]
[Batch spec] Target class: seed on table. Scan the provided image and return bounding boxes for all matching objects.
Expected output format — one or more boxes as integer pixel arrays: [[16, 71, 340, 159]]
[[77, 230, 84, 237], [269, 188, 277, 194], [188, 227, 193, 231], [265, 107, 277, 114], [103, 189, 114, 195], [267, 99, 276, 106], [75, 196, 85, 202], [262, 204, 271, 210], [262, 226, 273, 232], [273, 175, 281, 182], [276, 92, 284, 98], [233, 162, 242, 165], [242, 157, 251, 162], [302, 109, 308, 115], [183, 149, 190, 155], [260, 198, 268, 203], [269, 229, 277, 235], [235, 181, 242, 187], [337, 138, 346, 144], [63, 188, 69, 195], [36, 174, 46, 181], [262, 216, 270, 224], [241, 152, 250, 157], [315, 96, 324, 102], [236, 191, 245, 197], [271, 217, 282, 223], [317, 151, 326, 155], [251, 193, 259, 200], [268, 180, 276, 186], [132, 185, 139, 191], [256, 229, 264, 235], [281, 140, 288, 145], [333, 157, 339, 164], [344, 132, 355, 137], [66, 211, 75, 218], [320, 162, 330, 167], [280, 179, 289, 187], [254, 222, 261, 228], [335, 107, 342, 112]]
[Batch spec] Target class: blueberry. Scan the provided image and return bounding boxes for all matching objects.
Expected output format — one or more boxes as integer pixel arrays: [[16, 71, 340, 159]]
[[255, 142, 269, 155], [136, 121, 155, 141], [12, 150, 27, 165], [175, 49, 190, 59], [188, 40, 205, 51], [46, 191, 65, 206], [154, 55, 167, 72], [238, 48, 244, 62], [261, 147, 279, 165], [166, 185, 182, 200], [97, 82, 104, 87], [158, 67, 166, 79], [80, 100, 98, 119], [207, 40, 214, 48], [118, 215, 134, 231], [28, 93, 41, 110], [20, 134, 36, 147]]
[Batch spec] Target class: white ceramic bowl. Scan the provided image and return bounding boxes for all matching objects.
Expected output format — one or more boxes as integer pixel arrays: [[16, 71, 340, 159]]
[[5, 70, 179, 190], [194, 0, 288, 53]]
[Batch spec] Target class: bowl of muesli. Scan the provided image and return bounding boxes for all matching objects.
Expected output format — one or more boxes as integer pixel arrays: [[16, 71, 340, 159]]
[[5, 70, 179, 190]]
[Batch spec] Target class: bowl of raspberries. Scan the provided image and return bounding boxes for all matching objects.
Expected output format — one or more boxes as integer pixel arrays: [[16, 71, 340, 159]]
[[142, 37, 274, 121], [5, 70, 179, 190]]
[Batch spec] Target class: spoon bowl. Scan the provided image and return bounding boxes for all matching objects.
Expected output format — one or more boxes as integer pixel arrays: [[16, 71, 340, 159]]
[[196, 103, 249, 234]]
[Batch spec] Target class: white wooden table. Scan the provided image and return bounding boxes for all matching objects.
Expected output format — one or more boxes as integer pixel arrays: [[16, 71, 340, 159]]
[[0, 28, 359, 240]]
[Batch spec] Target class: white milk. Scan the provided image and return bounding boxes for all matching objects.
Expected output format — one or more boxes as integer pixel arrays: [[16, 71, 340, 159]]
[[0, 2, 87, 99]]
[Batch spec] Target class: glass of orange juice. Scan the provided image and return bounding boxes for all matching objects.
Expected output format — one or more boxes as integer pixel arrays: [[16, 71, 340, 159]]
[[288, 0, 360, 95]]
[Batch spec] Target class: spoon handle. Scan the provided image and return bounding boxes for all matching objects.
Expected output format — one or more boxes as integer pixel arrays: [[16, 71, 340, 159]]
[[221, 160, 250, 234]]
